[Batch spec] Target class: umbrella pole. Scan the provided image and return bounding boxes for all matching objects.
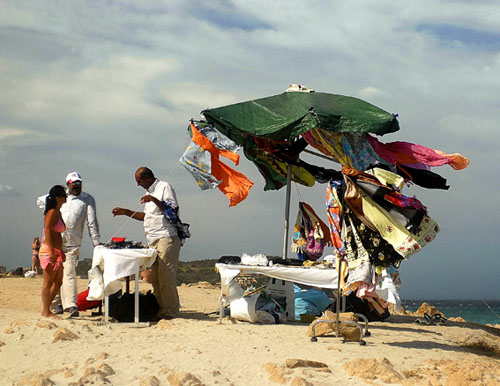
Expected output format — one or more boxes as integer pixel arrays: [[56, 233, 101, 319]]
[[282, 164, 292, 260], [336, 258, 341, 337]]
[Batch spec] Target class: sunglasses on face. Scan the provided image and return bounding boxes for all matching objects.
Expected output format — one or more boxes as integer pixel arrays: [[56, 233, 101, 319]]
[[69, 181, 82, 185]]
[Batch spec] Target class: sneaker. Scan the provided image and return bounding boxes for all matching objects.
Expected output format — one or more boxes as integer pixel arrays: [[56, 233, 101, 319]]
[[68, 307, 79, 318], [53, 305, 64, 315]]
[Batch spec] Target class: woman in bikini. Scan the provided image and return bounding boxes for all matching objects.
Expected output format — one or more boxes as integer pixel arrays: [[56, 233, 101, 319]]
[[31, 236, 41, 273], [39, 185, 67, 318]]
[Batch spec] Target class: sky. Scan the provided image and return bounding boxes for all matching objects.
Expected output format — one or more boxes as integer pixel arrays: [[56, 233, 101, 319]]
[[1, 0, 499, 301]]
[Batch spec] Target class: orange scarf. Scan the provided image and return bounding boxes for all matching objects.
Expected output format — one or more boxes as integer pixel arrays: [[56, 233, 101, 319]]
[[190, 123, 254, 206]]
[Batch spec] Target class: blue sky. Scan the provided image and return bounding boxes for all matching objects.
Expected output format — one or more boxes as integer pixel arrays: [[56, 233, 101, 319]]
[[1, 0, 499, 301]]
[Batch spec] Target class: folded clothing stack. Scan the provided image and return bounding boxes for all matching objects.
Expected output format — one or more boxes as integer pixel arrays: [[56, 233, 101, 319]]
[[105, 237, 145, 249]]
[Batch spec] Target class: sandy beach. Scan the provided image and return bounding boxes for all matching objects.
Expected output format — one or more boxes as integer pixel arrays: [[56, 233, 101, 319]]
[[1, 276, 499, 386]]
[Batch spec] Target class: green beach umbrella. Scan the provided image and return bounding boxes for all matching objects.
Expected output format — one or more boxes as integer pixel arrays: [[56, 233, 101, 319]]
[[201, 91, 399, 145], [199, 89, 400, 259]]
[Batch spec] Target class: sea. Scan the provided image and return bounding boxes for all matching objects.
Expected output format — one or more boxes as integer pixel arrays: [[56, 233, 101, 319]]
[[401, 299, 500, 326]]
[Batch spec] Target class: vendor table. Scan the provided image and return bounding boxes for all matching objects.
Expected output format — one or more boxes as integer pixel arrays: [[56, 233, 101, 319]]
[[216, 263, 339, 291], [215, 262, 370, 343], [89, 245, 157, 326], [215, 263, 339, 321]]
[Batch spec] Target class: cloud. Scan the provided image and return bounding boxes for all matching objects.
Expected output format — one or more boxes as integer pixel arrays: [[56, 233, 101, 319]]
[[0, 55, 178, 127], [415, 23, 500, 51], [0, 184, 17, 196], [0, 127, 41, 160], [159, 82, 238, 112], [0, 127, 33, 141], [358, 86, 383, 99], [186, 1, 272, 31]]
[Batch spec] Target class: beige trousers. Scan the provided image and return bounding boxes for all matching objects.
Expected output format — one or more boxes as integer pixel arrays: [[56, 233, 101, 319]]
[[51, 247, 79, 311], [150, 236, 181, 318]]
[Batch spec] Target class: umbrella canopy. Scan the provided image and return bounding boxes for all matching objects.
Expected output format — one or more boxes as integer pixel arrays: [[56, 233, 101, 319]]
[[202, 91, 400, 145], [185, 89, 467, 312]]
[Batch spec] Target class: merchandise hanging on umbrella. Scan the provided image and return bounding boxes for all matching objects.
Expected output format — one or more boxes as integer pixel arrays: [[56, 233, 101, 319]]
[[179, 122, 254, 206], [291, 202, 332, 261]]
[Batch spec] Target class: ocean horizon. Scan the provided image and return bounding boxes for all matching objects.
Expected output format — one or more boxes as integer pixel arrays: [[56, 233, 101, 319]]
[[401, 299, 500, 326]]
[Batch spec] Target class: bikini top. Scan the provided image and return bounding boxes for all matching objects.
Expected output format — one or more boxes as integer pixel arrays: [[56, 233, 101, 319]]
[[53, 217, 66, 233], [41, 214, 66, 243]]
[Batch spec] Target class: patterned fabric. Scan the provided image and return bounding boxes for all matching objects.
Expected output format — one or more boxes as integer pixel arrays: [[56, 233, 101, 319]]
[[301, 202, 332, 246], [310, 128, 353, 167], [162, 199, 191, 246], [180, 142, 218, 190], [244, 145, 315, 190], [326, 173, 436, 267], [180, 123, 254, 206], [365, 167, 405, 190], [325, 180, 345, 255], [361, 194, 439, 258], [341, 133, 389, 171], [343, 166, 427, 234], [343, 213, 371, 269], [346, 261, 375, 288], [291, 223, 307, 261], [302, 130, 338, 160], [326, 180, 345, 255], [344, 208, 404, 268], [180, 123, 240, 190], [291, 202, 329, 261], [200, 125, 240, 153], [354, 179, 425, 234]]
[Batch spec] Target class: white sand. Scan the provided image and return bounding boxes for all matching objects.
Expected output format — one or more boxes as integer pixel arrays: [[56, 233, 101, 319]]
[[1, 276, 499, 386]]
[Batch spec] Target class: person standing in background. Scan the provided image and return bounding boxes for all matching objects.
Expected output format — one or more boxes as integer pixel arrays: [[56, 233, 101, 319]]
[[37, 172, 101, 317], [39, 185, 66, 318], [31, 236, 41, 274]]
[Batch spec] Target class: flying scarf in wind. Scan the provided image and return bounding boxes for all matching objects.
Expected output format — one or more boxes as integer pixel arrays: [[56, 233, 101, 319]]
[[180, 123, 254, 206]]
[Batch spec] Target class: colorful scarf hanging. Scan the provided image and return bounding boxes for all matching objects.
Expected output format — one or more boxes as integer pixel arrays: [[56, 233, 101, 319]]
[[162, 199, 191, 246], [180, 123, 254, 207], [366, 134, 470, 170], [325, 179, 346, 255]]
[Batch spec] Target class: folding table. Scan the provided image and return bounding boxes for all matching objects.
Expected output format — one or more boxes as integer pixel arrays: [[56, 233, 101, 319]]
[[88, 245, 157, 326]]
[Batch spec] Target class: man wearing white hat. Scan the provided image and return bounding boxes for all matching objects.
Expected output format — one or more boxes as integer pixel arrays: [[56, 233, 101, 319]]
[[37, 172, 101, 317]]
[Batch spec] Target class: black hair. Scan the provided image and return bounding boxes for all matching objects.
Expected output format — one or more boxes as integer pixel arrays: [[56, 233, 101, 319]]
[[44, 185, 67, 215], [139, 167, 155, 179]]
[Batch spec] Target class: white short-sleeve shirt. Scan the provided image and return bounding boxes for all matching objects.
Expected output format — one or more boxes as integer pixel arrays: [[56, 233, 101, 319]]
[[143, 179, 178, 244]]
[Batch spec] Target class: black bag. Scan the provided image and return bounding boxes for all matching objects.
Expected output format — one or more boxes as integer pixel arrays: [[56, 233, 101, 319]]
[[109, 290, 159, 322], [11, 267, 24, 276], [341, 292, 390, 322], [217, 255, 241, 264]]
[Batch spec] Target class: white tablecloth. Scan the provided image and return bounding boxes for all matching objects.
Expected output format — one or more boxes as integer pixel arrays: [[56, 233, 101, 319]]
[[88, 246, 157, 300], [215, 263, 401, 315], [215, 263, 339, 301]]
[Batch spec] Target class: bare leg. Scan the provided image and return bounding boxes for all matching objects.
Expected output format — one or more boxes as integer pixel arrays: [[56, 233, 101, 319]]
[[41, 266, 59, 318], [49, 267, 64, 304]]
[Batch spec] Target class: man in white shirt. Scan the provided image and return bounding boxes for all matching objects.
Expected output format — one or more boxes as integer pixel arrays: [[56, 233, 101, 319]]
[[112, 167, 182, 320], [37, 172, 101, 317]]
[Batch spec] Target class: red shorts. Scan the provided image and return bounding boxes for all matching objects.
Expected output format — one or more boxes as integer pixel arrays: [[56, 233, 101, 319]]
[[39, 243, 65, 271]]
